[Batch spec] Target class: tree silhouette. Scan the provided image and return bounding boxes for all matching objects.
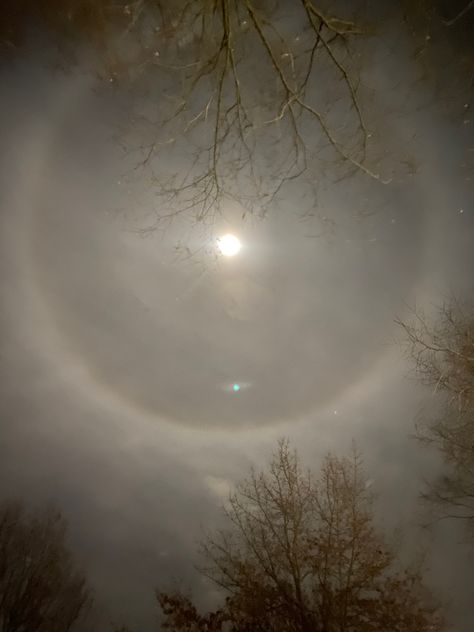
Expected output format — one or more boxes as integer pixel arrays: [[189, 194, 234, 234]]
[[1, 0, 391, 230], [158, 440, 443, 631], [397, 300, 474, 531], [0, 500, 91, 632]]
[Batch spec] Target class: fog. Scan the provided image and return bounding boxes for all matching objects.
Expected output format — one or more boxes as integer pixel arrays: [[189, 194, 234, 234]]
[[0, 2, 473, 630]]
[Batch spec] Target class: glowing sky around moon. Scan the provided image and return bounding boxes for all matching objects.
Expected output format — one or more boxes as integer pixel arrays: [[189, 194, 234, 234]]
[[0, 64, 428, 434], [3, 55, 472, 437]]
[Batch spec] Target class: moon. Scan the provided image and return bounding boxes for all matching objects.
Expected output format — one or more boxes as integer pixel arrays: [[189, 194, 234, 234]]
[[217, 234, 242, 257]]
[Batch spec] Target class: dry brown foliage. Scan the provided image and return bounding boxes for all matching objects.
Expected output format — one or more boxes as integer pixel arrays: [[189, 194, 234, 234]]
[[158, 440, 443, 631]]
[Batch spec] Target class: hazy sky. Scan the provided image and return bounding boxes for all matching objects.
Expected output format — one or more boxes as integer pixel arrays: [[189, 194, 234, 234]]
[[1, 3, 473, 630]]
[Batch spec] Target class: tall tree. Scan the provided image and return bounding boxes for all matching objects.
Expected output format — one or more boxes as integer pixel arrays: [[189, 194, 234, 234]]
[[158, 440, 443, 631], [397, 301, 474, 530], [0, 500, 92, 632]]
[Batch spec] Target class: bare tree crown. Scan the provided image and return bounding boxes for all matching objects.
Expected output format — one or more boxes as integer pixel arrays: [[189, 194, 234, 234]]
[[159, 440, 443, 631]]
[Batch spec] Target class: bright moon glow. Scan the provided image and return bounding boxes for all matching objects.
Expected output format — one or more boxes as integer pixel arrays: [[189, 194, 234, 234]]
[[232, 383, 241, 392], [218, 234, 241, 257]]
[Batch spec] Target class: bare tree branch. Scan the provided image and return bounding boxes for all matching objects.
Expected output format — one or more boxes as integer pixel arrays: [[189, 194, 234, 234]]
[[397, 300, 474, 531], [1, 0, 393, 233]]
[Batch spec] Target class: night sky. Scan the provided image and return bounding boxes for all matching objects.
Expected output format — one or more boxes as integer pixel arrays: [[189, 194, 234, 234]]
[[0, 2, 473, 630]]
